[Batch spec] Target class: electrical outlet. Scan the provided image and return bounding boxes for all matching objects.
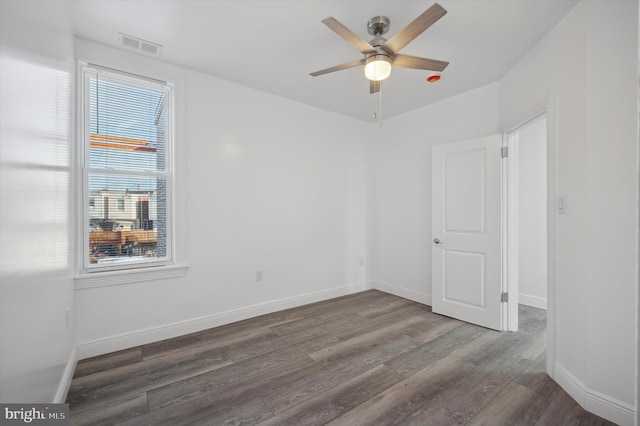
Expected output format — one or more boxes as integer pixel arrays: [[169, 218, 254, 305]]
[[256, 270, 263, 282]]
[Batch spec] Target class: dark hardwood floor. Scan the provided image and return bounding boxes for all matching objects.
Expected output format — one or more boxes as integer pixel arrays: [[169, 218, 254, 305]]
[[67, 290, 615, 425]]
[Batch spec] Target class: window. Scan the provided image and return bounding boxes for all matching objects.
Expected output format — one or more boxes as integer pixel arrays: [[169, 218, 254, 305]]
[[80, 64, 173, 271]]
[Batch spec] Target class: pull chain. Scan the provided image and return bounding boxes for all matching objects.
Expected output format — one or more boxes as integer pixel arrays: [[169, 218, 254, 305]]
[[378, 79, 383, 127]]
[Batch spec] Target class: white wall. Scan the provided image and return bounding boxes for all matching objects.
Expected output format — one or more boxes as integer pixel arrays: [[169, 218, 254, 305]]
[[0, 1, 76, 402], [517, 116, 547, 309], [500, 1, 637, 424], [583, 2, 637, 422], [73, 40, 373, 356], [370, 1, 637, 423], [369, 82, 500, 303]]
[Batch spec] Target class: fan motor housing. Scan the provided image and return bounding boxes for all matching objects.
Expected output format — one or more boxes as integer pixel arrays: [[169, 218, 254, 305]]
[[365, 46, 393, 61], [367, 16, 390, 36]]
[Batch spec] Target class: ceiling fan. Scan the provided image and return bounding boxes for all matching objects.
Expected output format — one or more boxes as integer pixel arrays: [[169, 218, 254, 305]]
[[310, 3, 450, 94]]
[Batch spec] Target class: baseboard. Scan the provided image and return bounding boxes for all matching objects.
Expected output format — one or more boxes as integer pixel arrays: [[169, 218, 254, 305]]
[[518, 293, 547, 310], [77, 281, 370, 359], [372, 280, 431, 306], [54, 345, 77, 403], [554, 362, 635, 426]]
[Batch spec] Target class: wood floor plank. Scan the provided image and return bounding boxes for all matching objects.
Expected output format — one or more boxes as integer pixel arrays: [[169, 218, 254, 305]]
[[146, 337, 336, 411], [534, 388, 617, 426], [450, 322, 544, 365], [403, 348, 533, 424], [410, 317, 464, 343], [467, 381, 549, 425], [140, 357, 320, 425], [309, 315, 428, 363], [518, 304, 547, 335], [143, 330, 338, 409], [324, 333, 420, 371], [69, 393, 148, 426], [118, 395, 273, 426], [326, 354, 475, 425], [224, 323, 337, 363], [356, 297, 417, 318], [385, 322, 487, 377], [331, 302, 435, 342], [260, 333, 423, 415], [73, 347, 142, 379], [274, 290, 389, 320], [141, 325, 275, 360], [188, 396, 273, 426], [66, 292, 611, 426], [67, 346, 232, 414], [260, 355, 384, 414], [514, 351, 560, 399], [258, 364, 404, 426], [269, 312, 369, 338]]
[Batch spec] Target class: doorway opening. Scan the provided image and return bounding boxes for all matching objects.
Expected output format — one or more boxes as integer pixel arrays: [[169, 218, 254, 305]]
[[506, 113, 548, 333]]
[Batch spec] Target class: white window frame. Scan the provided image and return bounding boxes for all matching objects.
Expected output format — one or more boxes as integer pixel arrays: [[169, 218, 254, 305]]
[[77, 62, 177, 276]]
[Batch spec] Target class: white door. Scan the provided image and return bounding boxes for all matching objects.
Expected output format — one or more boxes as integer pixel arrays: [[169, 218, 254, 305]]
[[432, 135, 503, 330]]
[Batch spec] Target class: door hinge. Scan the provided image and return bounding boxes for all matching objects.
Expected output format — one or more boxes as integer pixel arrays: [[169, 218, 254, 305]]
[[500, 146, 509, 158], [501, 292, 508, 303]]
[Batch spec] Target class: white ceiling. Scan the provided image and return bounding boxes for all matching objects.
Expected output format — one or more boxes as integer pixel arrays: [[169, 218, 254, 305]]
[[68, 0, 579, 122]]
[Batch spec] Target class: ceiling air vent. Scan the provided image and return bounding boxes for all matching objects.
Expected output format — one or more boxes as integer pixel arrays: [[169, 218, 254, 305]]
[[119, 33, 162, 56]]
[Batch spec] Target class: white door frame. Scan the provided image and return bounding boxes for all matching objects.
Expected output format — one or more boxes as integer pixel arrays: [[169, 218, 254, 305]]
[[502, 95, 558, 377], [502, 130, 519, 331]]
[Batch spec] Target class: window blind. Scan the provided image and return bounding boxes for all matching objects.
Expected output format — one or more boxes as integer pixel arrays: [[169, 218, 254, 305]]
[[82, 66, 172, 270]]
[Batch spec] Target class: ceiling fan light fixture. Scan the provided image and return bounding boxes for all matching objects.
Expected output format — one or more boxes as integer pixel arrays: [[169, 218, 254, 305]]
[[364, 55, 392, 81]]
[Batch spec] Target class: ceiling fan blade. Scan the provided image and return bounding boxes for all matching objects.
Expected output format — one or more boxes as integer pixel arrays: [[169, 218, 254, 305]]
[[322, 17, 376, 54], [370, 80, 380, 94], [393, 54, 449, 72], [383, 3, 447, 54], [310, 59, 365, 77]]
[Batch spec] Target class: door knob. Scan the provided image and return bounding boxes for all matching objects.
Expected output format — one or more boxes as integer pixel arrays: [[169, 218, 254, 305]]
[[433, 238, 441, 244]]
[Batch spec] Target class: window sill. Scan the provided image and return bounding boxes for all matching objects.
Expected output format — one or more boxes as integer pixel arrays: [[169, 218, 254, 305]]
[[74, 264, 189, 290]]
